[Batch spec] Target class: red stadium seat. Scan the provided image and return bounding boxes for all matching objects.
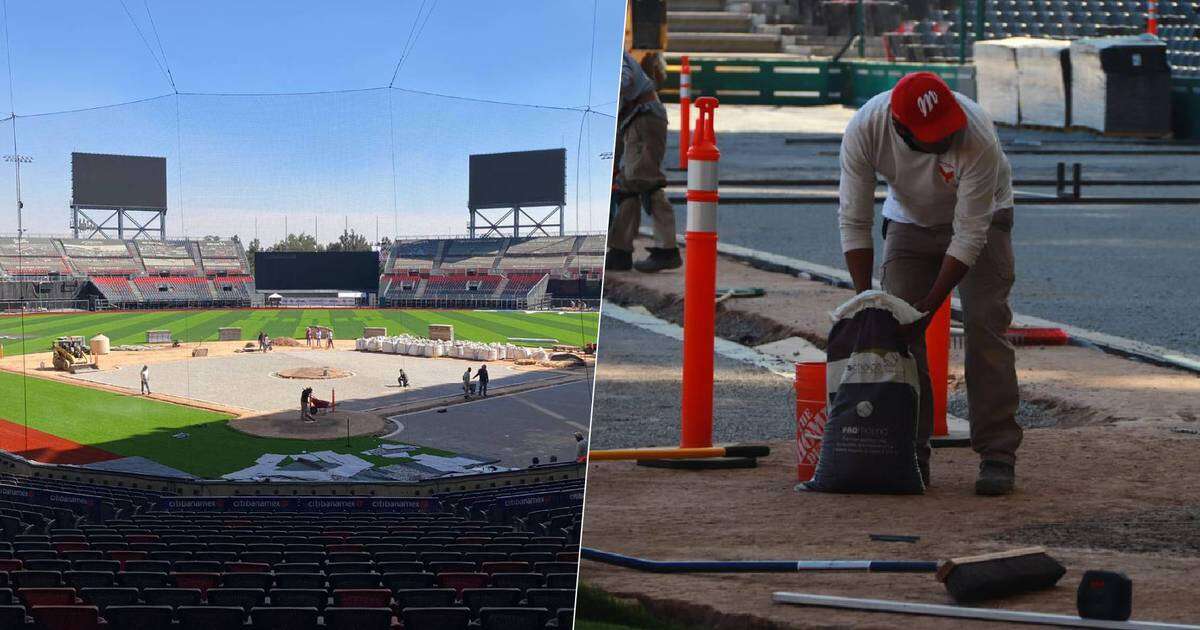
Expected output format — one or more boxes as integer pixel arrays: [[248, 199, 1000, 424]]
[[435, 572, 489, 597]]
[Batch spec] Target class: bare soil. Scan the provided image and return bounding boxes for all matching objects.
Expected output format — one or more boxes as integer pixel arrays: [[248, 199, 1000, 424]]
[[228, 408, 389, 440], [275, 366, 354, 380], [581, 238, 1200, 628]]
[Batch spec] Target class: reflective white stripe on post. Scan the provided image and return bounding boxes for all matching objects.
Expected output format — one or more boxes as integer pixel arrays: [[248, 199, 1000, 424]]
[[686, 160, 719, 233]]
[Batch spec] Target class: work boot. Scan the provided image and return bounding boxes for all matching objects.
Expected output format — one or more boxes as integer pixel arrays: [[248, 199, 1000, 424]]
[[975, 460, 1015, 496], [634, 247, 682, 273], [605, 249, 633, 271]]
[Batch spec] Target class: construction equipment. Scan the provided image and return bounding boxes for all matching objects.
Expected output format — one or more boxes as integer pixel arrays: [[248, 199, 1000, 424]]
[[51, 336, 97, 374]]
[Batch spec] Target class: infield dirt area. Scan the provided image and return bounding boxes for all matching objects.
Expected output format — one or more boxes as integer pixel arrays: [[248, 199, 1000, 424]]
[[581, 238, 1200, 629]]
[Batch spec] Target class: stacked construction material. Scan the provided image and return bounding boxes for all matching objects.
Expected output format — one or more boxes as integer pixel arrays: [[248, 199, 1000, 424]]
[[975, 37, 1071, 128], [1071, 34, 1172, 135], [1015, 38, 1072, 128], [975, 39, 1021, 126], [355, 334, 549, 361]]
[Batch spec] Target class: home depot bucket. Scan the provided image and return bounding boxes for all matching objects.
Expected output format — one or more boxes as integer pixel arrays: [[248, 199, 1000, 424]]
[[795, 361, 827, 482]]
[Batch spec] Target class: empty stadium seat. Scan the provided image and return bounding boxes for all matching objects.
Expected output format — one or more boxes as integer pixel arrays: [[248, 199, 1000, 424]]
[[30, 604, 104, 630], [176, 605, 246, 630], [479, 606, 549, 630], [324, 606, 395, 630], [251, 606, 320, 630], [401, 607, 471, 630], [104, 604, 175, 630]]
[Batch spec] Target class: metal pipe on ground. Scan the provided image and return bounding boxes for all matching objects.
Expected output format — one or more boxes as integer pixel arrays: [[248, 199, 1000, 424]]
[[773, 592, 1200, 630]]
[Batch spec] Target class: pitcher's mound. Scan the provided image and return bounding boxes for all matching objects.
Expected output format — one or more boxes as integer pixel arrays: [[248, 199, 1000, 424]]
[[275, 366, 353, 379], [229, 409, 387, 439]]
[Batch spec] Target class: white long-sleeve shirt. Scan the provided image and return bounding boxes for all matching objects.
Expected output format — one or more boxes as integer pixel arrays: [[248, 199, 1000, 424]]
[[838, 90, 1013, 266]]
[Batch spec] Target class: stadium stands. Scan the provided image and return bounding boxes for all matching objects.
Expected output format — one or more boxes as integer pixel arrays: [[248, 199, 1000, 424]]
[[0, 471, 580, 629], [818, 0, 1200, 72], [380, 236, 602, 308], [198, 240, 250, 276], [59, 241, 142, 277], [0, 237, 252, 308], [0, 239, 72, 278]]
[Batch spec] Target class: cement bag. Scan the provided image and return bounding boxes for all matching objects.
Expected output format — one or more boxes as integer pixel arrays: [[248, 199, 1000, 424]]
[[804, 290, 925, 495]]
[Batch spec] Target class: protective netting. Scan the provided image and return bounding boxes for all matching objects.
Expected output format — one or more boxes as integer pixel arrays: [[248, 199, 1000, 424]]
[[3, 87, 615, 242]]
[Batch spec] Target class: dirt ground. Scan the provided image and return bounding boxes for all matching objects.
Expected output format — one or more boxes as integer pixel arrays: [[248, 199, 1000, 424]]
[[228, 408, 389, 439], [581, 238, 1200, 629]]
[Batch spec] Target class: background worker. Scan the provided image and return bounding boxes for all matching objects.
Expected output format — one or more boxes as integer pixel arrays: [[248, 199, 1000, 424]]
[[300, 386, 313, 421], [140, 365, 150, 395], [837, 72, 1020, 496], [462, 367, 473, 399], [397, 368, 409, 388], [575, 431, 588, 464], [475, 364, 490, 397], [606, 51, 680, 273]]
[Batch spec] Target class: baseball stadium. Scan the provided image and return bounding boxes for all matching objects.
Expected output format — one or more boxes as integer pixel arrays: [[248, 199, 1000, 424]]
[[0, 3, 624, 629], [578, 1, 1200, 629]]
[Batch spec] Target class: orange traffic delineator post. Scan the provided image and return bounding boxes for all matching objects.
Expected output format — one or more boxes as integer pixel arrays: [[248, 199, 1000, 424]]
[[591, 96, 768, 470], [928, 299, 968, 447], [678, 55, 691, 170], [1148, 0, 1158, 34], [680, 96, 721, 450]]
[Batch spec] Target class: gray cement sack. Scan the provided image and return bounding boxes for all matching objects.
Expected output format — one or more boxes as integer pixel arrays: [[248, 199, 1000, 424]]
[[804, 291, 925, 494]]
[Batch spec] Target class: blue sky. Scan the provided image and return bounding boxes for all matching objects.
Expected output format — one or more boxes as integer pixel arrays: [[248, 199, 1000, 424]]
[[0, 1, 624, 243]]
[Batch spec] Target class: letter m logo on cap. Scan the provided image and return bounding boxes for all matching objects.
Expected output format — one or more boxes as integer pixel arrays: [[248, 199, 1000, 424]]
[[917, 90, 939, 118]]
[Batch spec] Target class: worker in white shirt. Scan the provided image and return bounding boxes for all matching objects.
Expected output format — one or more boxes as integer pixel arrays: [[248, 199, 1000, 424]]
[[838, 72, 1019, 496], [140, 365, 150, 395]]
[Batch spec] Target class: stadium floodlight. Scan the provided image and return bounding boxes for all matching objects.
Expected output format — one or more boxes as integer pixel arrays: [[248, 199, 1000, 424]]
[[3, 153, 32, 239]]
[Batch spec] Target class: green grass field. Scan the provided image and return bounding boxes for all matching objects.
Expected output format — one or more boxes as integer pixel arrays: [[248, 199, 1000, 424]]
[[0, 369, 453, 478], [0, 308, 598, 357], [0, 308, 596, 478]]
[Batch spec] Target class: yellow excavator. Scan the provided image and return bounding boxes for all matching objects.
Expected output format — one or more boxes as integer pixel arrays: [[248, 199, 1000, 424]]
[[51, 336, 97, 374]]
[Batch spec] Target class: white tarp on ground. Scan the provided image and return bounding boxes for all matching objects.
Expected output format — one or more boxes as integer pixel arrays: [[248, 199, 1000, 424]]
[[221, 450, 373, 481], [975, 39, 1021, 126], [1015, 38, 1071, 127]]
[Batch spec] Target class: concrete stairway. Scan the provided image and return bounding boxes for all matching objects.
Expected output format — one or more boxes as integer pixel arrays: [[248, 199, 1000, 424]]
[[667, 0, 785, 54]]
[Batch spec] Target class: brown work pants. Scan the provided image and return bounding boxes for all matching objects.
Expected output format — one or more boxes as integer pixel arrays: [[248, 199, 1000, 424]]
[[880, 207, 1021, 467], [608, 113, 677, 251]]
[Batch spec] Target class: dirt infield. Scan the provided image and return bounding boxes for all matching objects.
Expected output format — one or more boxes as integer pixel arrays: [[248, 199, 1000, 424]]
[[228, 408, 389, 440], [582, 238, 1200, 628], [0, 417, 121, 465], [274, 366, 354, 379]]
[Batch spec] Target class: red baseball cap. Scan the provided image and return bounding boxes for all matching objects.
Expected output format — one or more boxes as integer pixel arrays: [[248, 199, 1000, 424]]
[[889, 72, 966, 144]]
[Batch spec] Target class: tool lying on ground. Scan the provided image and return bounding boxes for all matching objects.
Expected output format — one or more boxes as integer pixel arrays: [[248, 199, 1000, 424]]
[[581, 547, 936, 573], [1078, 570, 1133, 622], [585, 546, 1065, 601], [715, 287, 765, 304], [937, 547, 1067, 602], [586, 445, 770, 462], [772, 592, 1200, 629]]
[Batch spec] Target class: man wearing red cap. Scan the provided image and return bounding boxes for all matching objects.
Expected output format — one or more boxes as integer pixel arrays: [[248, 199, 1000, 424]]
[[838, 71, 1019, 496]]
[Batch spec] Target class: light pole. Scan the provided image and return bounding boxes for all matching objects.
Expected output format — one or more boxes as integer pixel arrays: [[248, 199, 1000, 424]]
[[3, 153, 31, 239]]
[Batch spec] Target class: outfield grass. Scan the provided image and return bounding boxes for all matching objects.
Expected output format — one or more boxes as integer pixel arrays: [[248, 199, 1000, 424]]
[[0, 308, 599, 357], [0, 370, 449, 478]]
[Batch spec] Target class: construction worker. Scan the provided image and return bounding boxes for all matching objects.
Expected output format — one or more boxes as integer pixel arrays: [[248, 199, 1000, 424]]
[[462, 367, 473, 400], [575, 431, 589, 464], [606, 51, 680, 274], [140, 365, 150, 395], [397, 368, 409, 388], [838, 72, 1019, 496], [475, 364, 489, 397]]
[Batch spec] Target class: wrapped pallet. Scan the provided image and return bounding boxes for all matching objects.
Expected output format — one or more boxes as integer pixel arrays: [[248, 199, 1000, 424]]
[[974, 38, 1021, 126], [1070, 34, 1171, 135], [1015, 38, 1072, 128]]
